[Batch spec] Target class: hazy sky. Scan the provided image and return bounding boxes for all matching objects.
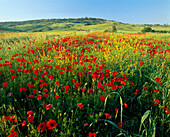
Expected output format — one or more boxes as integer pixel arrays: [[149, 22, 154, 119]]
[[0, 0, 169, 24]]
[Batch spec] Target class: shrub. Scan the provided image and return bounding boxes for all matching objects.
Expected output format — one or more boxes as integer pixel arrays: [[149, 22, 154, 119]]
[[141, 26, 152, 33]]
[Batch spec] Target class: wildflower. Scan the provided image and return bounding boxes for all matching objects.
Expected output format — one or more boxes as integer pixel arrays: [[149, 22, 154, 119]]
[[11, 75, 17, 79], [154, 99, 159, 105], [65, 85, 69, 93], [115, 108, 118, 113], [32, 89, 37, 94], [144, 86, 148, 90], [55, 95, 60, 99], [27, 116, 34, 123], [3, 82, 8, 88], [140, 62, 144, 65], [22, 120, 27, 127], [28, 94, 34, 98], [105, 113, 111, 118], [37, 94, 42, 100], [59, 71, 63, 74], [84, 123, 88, 126], [46, 104, 53, 110], [77, 103, 84, 109], [46, 119, 58, 129], [124, 103, 128, 108], [112, 71, 117, 77], [8, 131, 19, 137], [118, 122, 123, 128], [27, 110, 34, 115], [155, 77, 161, 81], [44, 93, 49, 97], [88, 88, 93, 94], [158, 82, 162, 85], [129, 82, 134, 85], [47, 75, 54, 79], [89, 132, 96, 137], [99, 96, 106, 101], [37, 122, 46, 132], [154, 89, 159, 92], [9, 93, 13, 96]]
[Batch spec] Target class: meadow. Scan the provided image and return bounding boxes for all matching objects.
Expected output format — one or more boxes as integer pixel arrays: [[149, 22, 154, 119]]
[[0, 31, 170, 137]]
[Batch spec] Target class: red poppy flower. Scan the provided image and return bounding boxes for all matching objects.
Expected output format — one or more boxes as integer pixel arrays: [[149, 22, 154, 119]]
[[22, 120, 27, 127], [27, 110, 34, 115], [115, 108, 118, 113], [89, 132, 96, 137], [154, 99, 159, 105], [99, 96, 106, 101], [3, 82, 8, 88], [158, 82, 162, 85], [48, 75, 54, 79], [37, 122, 46, 132], [11, 75, 17, 79], [134, 92, 137, 95], [154, 89, 159, 92], [34, 70, 39, 75], [46, 119, 58, 129], [140, 62, 144, 65], [39, 82, 47, 87], [112, 85, 117, 90], [55, 95, 60, 99], [33, 89, 37, 94], [27, 116, 34, 123], [34, 77, 38, 80], [45, 104, 53, 110], [144, 86, 148, 90], [124, 103, 128, 108], [155, 77, 161, 81], [129, 82, 134, 85], [8, 131, 19, 137], [65, 85, 69, 93], [37, 94, 42, 100], [59, 71, 63, 74], [164, 108, 170, 114], [9, 92, 13, 96], [77, 103, 84, 109], [112, 71, 117, 77], [88, 88, 93, 94], [105, 113, 111, 118], [39, 79, 43, 82], [29, 94, 34, 98], [118, 122, 123, 128], [84, 123, 88, 126], [121, 81, 126, 85], [71, 79, 76, 83], [19, 87, 27, 92]]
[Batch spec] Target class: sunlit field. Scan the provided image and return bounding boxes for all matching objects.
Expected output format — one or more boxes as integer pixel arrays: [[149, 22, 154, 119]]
[[0, 32, 169, 137]]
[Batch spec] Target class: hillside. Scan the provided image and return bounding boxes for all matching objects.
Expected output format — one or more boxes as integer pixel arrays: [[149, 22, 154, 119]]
[[0, 17, 170, 33]]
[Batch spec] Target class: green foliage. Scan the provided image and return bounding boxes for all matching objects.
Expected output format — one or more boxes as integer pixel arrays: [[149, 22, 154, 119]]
[[112, 25, 117, 32], [141, 26, 153, 33]]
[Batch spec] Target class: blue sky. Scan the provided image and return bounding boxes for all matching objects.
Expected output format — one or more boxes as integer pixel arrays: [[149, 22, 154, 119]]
[[0, 0, 169, 24]]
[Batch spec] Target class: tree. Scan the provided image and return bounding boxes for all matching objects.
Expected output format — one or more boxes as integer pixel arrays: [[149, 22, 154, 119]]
[[141, 26, 152, 33], [112, 25, 117, 32]]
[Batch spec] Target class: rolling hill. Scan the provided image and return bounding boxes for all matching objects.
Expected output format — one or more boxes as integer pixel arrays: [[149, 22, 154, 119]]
[[0, 17, 169, 33]]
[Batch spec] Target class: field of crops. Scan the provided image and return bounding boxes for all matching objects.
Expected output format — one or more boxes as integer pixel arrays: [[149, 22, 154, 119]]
[[0, 32, 169, 137]]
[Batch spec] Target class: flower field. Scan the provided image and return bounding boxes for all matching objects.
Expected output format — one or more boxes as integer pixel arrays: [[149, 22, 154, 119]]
[[0, 32, 169, 137]]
